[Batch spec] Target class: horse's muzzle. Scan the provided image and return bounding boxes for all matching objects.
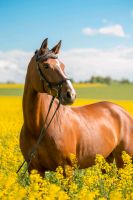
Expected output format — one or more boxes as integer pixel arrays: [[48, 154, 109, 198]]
[[60, 89, 76, 105]]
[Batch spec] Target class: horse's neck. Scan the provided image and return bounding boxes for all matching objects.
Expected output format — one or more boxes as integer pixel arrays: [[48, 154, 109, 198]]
[[23, 58, 66, 135], [23, 76, 49, 134]]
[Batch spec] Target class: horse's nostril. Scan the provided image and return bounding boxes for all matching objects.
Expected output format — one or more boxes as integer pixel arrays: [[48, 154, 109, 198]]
[[66, 91, 71, 99]]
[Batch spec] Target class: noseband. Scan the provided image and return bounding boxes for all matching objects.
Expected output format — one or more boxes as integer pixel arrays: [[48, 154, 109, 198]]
[[35, 50, 70, 98]]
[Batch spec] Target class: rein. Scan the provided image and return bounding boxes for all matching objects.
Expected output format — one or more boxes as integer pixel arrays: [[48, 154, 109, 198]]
[[17, 50, 70, 177], [17, 96, 60, 176]]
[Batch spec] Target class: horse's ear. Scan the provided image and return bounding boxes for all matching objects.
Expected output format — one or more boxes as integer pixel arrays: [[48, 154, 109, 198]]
[[39, 38, 48, 54], [51, 40, 62, 54]]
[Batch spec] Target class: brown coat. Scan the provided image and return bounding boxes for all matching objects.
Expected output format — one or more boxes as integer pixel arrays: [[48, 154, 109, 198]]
[[20, 39, 133, 175]]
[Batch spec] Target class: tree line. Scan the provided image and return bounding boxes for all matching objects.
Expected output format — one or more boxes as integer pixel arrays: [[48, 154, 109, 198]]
[[71, 76, 132, 85], [0, 76, 132, 85]]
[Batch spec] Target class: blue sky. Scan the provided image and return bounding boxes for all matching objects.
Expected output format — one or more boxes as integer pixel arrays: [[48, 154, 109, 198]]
[[0, 0, 133, 50], [0, 0, 133, 82]]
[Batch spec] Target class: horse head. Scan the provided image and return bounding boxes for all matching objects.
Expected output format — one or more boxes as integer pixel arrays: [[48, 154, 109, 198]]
[[30, 38, 76, 105]]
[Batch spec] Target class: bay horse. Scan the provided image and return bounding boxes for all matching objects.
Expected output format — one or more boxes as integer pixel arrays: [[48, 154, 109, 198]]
[[20, 38, 133, 176]]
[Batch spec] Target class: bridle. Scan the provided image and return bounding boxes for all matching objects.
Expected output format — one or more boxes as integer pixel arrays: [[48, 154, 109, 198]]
[[35, 50, 70, 99], [17, 50, 70, 177]]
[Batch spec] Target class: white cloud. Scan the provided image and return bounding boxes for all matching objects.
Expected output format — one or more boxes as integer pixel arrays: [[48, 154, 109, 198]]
[[83, 28, 97, 36], [0, 50, 32, 82], [82, 24, 129, 38], [0, 47, 133, 83], [60, 47, 133, 82]]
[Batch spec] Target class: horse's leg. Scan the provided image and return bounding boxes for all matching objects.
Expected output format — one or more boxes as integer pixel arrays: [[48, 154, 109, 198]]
[[114, 126, 133, 168], [28, 163, 45, 178], [106, 152, 115, 164], [106, 151, 125, 167], [111, 143, 125, 168], [114, 152, 124, 168]]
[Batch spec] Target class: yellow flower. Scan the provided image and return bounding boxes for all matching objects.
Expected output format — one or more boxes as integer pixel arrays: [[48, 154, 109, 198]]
[[0, 94, 133, 199], [109, 190, 122, 200]]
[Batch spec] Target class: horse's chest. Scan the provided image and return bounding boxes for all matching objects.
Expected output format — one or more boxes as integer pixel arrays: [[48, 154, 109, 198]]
[[37, 132, 76, 170]]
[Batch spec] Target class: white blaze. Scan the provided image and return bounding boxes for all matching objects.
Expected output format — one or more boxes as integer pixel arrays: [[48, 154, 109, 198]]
[[66, 80, 76, 97], [55, 59, 76, 98]]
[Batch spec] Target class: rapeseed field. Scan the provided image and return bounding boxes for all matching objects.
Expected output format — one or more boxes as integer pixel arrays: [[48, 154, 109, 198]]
[[0, 89, 133, 199]]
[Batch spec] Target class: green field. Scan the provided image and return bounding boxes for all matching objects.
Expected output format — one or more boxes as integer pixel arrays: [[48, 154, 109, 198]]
[[0, 83, 133, 100], [0, 88, 23, 96], [75, 83, 133, 100]]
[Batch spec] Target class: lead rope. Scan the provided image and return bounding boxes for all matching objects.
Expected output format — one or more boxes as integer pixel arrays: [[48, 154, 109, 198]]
[[17, 96, 60, 177]]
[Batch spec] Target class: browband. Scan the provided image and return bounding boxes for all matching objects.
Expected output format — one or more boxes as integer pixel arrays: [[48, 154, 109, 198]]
[[35, 49, 58, 62]]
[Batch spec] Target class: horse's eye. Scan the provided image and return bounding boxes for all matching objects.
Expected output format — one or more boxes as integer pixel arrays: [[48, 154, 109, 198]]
[[44, 63, 50, 69]]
